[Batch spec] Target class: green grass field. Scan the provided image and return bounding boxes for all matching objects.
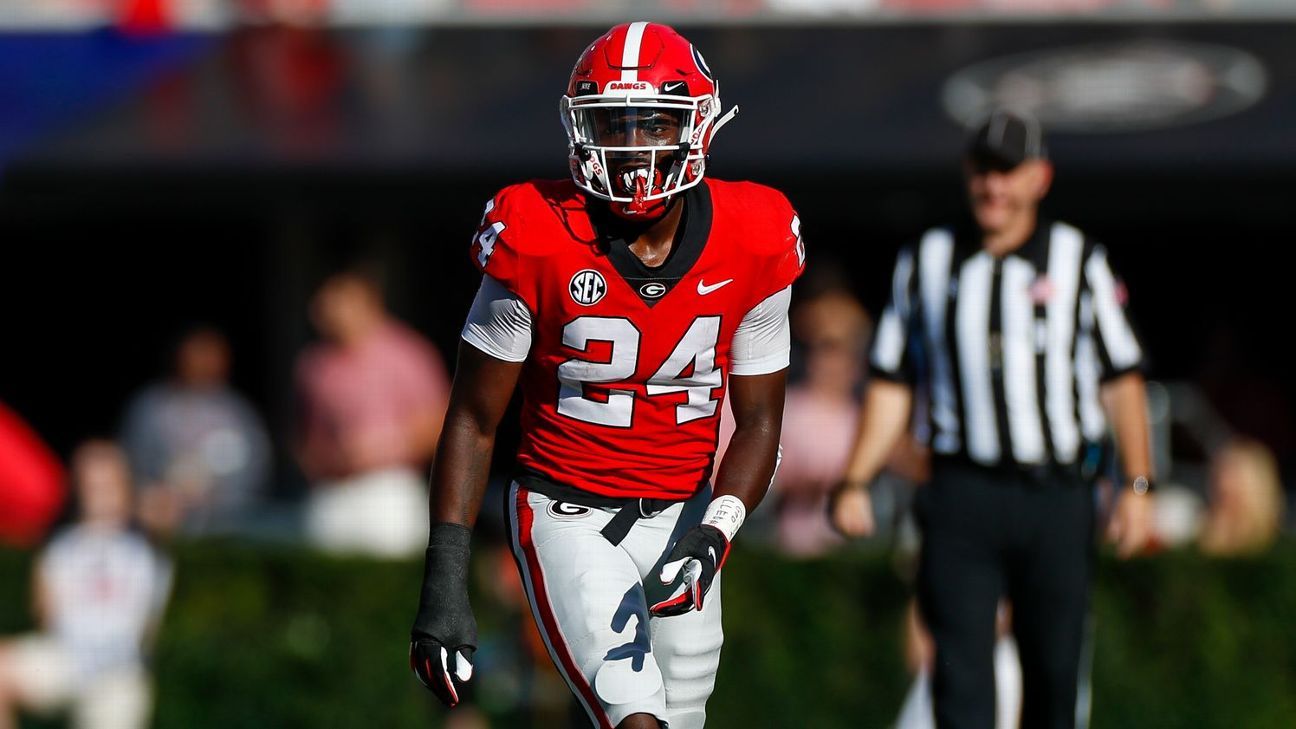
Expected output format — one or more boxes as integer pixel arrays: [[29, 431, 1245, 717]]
[[3, 541, 1294, 728]]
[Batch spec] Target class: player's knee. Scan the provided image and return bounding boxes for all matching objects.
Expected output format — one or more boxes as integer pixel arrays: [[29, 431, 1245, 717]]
[[594, 654, 663, 723]]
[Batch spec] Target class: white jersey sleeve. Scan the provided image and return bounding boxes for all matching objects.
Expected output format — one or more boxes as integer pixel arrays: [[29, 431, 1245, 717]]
[[730, 286, 792, 376], [461, 274, 533, 362]]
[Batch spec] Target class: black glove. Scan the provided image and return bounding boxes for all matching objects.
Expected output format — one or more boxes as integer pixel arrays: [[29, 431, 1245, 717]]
[[409, 522, 477, 708], [649, 524, 730, 617]]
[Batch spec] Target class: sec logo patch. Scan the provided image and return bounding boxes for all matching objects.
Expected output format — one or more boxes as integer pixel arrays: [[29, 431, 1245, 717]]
[[570, 269, 607, 306]]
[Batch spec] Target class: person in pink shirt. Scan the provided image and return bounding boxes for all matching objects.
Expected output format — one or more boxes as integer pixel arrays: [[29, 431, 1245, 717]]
[[715, 287, 928, 557], [773, 289, 874, 556], [295, 269, 450, 558]]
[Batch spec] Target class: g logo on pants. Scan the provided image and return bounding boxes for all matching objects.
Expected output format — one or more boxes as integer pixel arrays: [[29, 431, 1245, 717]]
[[548, 501, 592, 520]]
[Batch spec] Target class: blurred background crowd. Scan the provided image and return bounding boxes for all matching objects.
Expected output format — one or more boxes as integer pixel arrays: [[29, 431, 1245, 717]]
[[0, 0, 1293, 727]]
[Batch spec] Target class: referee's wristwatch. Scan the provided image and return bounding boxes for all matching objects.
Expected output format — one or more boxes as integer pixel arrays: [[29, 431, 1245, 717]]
[[1129, 475, 1155, 495]]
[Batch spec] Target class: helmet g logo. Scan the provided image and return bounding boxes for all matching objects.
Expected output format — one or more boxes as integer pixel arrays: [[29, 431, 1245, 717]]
[[570, 269, 608, 306]]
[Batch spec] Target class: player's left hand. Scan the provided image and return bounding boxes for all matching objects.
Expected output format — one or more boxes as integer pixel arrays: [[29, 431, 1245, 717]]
[[409, 523, 477, 707], [1106, 490, 1154, 559], [410, 637, 474, 708], [650, 525, 730, 617]]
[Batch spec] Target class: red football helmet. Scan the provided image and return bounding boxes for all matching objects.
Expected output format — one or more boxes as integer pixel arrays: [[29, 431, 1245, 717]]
[[561, 22, 739, 219]]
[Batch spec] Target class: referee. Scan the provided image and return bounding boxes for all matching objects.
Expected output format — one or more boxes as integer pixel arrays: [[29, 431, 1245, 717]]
[[831, 110, 1155, 729]]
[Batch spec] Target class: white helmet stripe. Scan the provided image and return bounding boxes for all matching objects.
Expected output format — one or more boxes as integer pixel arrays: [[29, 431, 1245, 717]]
[[620, 21, 649, 82]]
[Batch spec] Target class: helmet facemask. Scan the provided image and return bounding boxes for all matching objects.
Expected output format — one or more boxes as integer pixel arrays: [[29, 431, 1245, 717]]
[[562, 93, 723, 219]]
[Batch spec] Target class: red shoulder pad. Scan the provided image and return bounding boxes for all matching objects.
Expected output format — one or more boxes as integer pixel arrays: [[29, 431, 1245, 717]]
[[468, 181, 571, 309], [717, 181, 806, 304], [469, 180, 591, 309], [469, 183, 524, 293]]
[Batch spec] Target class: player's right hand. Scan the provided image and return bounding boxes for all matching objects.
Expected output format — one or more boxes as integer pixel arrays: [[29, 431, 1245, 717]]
[[410, 522, 478, 708], [650, 524, 730, 617], [830, 483, 875, 538]]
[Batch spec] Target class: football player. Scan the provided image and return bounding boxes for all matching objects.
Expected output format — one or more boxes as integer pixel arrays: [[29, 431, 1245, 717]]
[[409, 22, 805, 729]]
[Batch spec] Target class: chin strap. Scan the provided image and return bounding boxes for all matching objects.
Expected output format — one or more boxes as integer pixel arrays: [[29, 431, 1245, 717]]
[[712, 104, 740, 138]]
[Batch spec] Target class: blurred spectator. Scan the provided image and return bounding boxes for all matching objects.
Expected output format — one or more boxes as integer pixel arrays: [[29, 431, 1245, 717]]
[[0, 402, 65, 548], [0, 440, 172, 729], [295, 268, 449, 558], [120, 326, 272, 538], [1145, 381, 1286, 554], [118, 0, 172, 35], [1198, 437, 1285, 556], [1148, 483, 1205, 550], [227, 25, 346, 154], [771, 289, 872, 557], [714, 286, 929, 554], [1195, 324, 1296, 486]]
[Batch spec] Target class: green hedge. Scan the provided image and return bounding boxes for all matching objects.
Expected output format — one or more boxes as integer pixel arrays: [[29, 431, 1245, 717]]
[[2, 542, 1294, 728]]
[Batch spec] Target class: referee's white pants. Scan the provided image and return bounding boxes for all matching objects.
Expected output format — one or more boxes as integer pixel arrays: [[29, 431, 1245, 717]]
[[506, 481, 723, 729]]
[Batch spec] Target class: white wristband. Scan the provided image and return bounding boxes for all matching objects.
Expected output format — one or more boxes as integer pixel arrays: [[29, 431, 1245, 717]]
[[702, 495, 746, 542]]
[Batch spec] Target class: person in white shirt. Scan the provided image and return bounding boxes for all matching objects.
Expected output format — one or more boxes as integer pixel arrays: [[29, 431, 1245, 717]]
[[0, 440, 172, 729]]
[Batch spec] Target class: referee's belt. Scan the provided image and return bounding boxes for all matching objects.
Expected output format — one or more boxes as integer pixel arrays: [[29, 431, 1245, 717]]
[[515, 471, 694, 546]]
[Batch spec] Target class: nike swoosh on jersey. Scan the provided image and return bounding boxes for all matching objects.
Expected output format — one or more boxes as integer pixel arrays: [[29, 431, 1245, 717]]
[[696, 279, 733, 295], [663, 81, 687, 94]]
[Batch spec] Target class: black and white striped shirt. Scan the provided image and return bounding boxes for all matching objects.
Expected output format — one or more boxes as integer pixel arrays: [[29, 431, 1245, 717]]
[[870, 218, 1144, 469]]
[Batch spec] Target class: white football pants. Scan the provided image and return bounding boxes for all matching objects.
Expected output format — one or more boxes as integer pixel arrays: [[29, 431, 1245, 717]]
[[506, 480, 723, 729]]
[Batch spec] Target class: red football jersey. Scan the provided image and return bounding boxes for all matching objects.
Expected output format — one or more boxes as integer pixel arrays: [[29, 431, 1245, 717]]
[[469, 178, 805, 500]]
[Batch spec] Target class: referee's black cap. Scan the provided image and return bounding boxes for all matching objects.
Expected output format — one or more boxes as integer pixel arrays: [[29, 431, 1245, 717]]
[[966, 109, 1048, 171]]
